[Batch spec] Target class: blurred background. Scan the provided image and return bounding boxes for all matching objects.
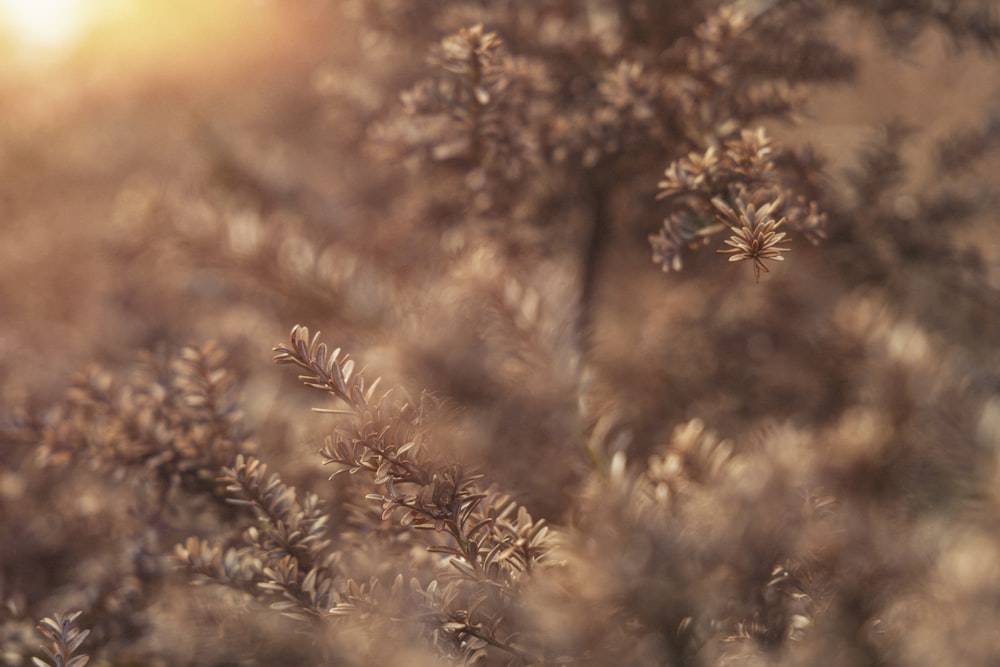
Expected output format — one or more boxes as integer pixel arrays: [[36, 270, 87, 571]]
[[2, 0, 997, 460], [2, 1, 1000, 663]]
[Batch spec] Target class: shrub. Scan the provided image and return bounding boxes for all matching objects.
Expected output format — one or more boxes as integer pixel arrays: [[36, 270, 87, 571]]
[[3, 1, 1000, 665]]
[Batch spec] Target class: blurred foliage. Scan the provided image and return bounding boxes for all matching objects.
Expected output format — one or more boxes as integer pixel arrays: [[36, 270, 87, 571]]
[[2, 1, 1000, 665]]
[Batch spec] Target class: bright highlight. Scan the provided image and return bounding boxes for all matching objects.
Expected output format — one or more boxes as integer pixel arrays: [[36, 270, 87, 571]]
[[0, 0, 89, 50]]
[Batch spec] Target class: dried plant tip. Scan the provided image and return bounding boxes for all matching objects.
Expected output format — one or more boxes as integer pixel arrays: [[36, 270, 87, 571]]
[[656, 147, 721, 200], [713, 198, 790, 282], [434, 24, 504, 77], [33, 611, 90, 667]]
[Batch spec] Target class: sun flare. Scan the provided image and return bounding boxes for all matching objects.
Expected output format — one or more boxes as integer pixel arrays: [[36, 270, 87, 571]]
[[0, 0, 91, 49]]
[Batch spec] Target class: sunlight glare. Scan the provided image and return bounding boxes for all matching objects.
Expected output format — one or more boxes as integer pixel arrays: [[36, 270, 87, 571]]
[[0, 0, 89, 50]]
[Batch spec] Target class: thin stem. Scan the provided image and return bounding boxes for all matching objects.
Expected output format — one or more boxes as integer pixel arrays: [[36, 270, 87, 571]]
[[576, 184, 609, 365], [462, 624, 537, 664]]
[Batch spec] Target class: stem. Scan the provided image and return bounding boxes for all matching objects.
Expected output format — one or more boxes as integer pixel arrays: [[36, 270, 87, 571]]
[[467, 41, 485, 162], [577, 184, 609, 364], [462, 625, 537, 664]]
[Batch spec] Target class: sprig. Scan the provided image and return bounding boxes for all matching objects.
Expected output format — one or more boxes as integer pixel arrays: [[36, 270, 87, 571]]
[[33, 611, 90, 667]]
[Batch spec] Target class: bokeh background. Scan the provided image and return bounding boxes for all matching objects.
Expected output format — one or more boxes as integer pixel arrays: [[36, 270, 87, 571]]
[[2, 1, 1000, 664], [0, 0, 996, 460]]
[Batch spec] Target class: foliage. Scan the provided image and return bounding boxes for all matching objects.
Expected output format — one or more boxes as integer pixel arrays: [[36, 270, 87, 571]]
[[3, 1, 1000, 665]]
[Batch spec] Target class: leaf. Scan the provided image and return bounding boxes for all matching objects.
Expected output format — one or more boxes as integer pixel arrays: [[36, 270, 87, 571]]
[[314, 342, 327, 372], [302, 568, 318, 595], [427, 545, 462, 556], [66, 628, 90, 653], [311, 407, 355, 415], [278, 611, 312, 622], [364, 377, 383, 404], [271, 600, 303, 611], [449, 557, 479, 579]]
